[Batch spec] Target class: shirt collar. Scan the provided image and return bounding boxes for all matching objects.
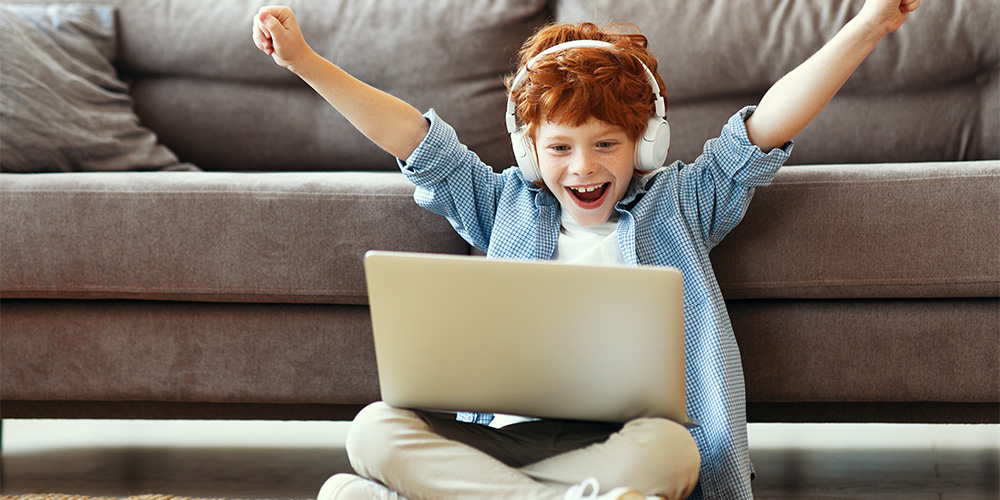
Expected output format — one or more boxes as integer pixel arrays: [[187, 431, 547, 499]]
[[527, 181, 559, 208], [617, 171, 659, 209]]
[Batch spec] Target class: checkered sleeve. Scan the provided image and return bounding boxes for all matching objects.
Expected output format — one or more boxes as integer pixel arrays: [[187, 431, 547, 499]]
[[397, 109, 507, 251], [680, 106, 792, 249]]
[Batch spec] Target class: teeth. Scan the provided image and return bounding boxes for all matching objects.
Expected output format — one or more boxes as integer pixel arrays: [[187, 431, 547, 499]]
[[570, 184, 603, 193]]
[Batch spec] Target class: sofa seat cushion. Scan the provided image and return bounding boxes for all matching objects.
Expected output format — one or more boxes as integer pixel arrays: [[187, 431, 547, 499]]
[[3, 162, 997, 303], [0, 171, 468, 304], [712, 161, 1000, 299], [711, 161, 1000, 299]]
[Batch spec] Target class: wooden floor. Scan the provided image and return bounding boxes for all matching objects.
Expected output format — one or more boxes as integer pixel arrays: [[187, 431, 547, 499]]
[[1, 420, 997, 499]]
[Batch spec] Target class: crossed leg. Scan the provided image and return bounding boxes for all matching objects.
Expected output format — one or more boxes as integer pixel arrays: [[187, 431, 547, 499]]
[[344, 402, 699, 500]]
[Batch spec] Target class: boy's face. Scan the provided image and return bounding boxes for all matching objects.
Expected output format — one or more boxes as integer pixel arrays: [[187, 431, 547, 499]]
[[535, 117, 636, 227]]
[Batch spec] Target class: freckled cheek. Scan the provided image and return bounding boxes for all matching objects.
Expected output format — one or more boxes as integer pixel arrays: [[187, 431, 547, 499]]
[[613, 183, 630, 203], [537, 172, 562, 196], [538, 161, 567, 188]]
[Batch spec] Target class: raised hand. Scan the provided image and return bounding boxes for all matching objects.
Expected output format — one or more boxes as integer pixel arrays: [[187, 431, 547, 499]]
[[252, 6, 314, 71], [857, 0, 922, 37]]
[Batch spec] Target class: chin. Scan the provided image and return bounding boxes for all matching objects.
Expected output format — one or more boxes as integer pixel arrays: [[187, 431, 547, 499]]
[[568, 208, 613, 227]]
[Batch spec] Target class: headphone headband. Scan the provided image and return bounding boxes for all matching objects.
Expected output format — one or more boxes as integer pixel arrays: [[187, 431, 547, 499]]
[[506, 39, 670, 181], [506, 40, 666, 134]]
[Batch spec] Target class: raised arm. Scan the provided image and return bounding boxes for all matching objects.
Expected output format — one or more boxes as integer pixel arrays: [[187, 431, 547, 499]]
[[745, 0, 921, 151], [252, 6, 429, 160]]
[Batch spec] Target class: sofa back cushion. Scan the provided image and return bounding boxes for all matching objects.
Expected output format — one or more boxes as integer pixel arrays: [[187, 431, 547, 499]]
[[122, 0, 549, 172], [556, 0, 999, 166], [11, 0, 550, 172], [8, 0, 996, 172]]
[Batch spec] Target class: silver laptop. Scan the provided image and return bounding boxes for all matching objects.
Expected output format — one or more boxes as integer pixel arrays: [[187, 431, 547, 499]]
[[363, 250, 688, 424]]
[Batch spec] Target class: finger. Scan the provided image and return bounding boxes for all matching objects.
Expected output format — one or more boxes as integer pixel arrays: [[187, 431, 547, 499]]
[[259, 13, 280, 53], [258, 10, 284, 36], [252, 12, 272, 41], [252, 28, 265, 51], [251, 21, 271, 52], [257, 12, 273, 40]]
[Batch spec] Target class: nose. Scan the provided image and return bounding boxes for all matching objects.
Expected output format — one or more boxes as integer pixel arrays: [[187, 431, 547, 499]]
[[567, 150, 598, 176]]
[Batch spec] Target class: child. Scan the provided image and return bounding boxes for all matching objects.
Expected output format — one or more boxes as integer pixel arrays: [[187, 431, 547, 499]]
[[253, 1, 919, 499]]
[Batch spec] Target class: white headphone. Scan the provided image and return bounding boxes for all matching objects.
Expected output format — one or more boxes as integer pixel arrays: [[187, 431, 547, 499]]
[[505, 39, 670, 182]]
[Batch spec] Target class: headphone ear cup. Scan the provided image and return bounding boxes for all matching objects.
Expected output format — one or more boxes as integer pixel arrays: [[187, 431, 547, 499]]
[[511, 127, 541, 182], [635, 117, 671, 171]]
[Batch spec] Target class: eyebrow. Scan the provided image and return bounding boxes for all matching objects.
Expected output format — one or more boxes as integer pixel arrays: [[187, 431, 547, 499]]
[[539, 128, 627, 142], [540, 134, 573, 142]]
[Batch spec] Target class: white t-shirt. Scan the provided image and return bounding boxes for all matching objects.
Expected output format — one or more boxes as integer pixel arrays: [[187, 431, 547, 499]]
[[552, 211, 626, 265]]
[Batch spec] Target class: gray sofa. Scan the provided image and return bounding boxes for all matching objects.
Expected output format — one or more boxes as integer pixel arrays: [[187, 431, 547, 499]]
[[1, 0, 998, 425]]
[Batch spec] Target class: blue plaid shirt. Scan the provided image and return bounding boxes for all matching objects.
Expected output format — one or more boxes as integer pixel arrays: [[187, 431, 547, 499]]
[[398, 107, 791, 500]]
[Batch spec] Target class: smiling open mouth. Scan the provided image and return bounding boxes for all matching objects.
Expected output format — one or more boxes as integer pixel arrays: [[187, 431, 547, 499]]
[[567, 183, 610, 205]]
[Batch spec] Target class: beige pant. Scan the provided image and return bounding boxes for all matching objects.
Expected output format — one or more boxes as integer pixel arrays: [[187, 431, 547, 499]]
[[346, 402, 700, 500]]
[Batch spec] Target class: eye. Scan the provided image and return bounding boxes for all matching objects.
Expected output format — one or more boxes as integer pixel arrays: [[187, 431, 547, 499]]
[[547, 144, 571, 153], [596, 140, 619, 150]]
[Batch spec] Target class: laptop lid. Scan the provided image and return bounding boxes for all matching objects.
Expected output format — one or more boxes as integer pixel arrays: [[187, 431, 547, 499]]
[[363, 250, 687, 424]]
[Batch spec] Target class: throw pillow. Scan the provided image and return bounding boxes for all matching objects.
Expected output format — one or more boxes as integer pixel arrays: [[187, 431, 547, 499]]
[[0, 3, 184, 172]]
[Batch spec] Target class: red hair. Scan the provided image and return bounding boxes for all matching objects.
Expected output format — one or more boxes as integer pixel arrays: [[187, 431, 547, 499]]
[[507, 22, 668, 144]]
